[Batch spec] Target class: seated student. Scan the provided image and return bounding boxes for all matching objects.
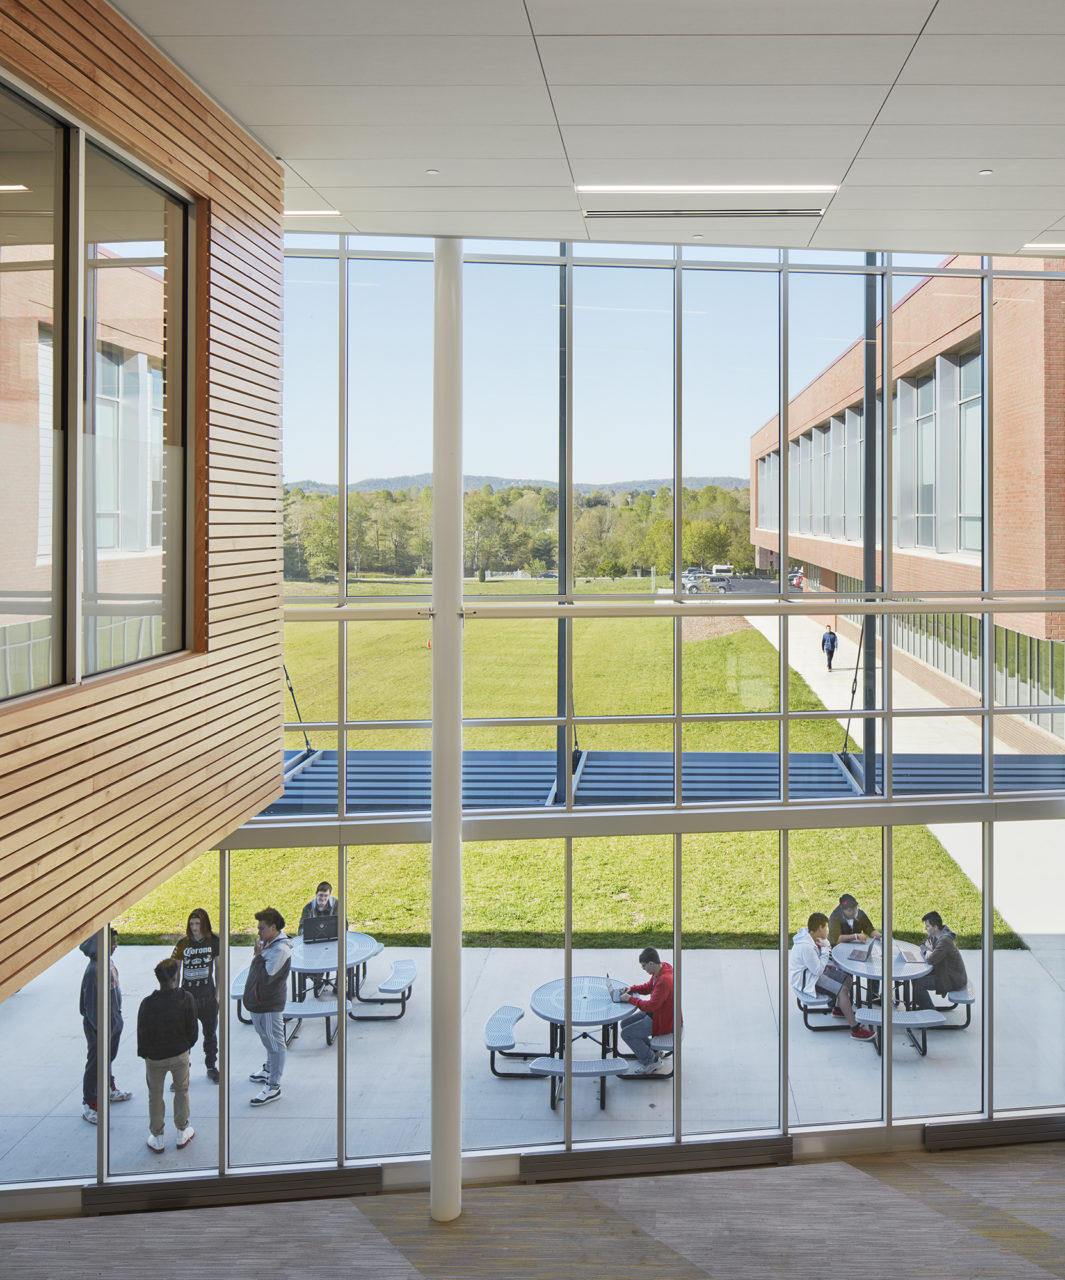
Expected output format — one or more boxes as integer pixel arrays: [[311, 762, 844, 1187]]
[[619, 947, 676, 1076], [298, 881, 340, 996], [789, 913, 876, 1041], [299, 881, 339, 932], [911, 911, 968, 1010], [829, 892, 883, 1002]]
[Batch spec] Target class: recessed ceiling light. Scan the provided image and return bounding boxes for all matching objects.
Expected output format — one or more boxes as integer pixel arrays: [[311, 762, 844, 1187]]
[[584, 208, 825, 219], [1022, 242, 1065, 250], [425, 168, 440, 175], [0, 184, 29, 192], [978, 169, 993, 177], [283, 209, 341, 217], [692, 234, 704, 239], [576, 183, 838, 195]]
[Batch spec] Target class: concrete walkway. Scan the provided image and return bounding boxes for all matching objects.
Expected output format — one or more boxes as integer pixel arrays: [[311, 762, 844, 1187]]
[[748, 612, 1065, 991]]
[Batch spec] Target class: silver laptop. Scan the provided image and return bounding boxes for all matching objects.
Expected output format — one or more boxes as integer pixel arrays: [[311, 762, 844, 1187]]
[[605, 975, 626, 1003]]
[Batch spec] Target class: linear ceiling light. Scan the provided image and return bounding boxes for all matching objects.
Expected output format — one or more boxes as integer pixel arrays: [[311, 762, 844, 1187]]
[[1022, 242, 1065, 250], [0, 184, 29, 192], [576, 183, 837, 195], [583, 208, 825, 219], [283, 208, 341, 217]]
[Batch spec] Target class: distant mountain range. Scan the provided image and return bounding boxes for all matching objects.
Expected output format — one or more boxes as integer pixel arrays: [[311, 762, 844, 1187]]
[[285, 473, 749, 495]]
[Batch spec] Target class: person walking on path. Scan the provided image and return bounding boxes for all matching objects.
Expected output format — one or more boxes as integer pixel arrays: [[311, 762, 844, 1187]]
[[821, 625, 839, 671], [171, 908, 220, 1083], [137, 957, 198, 1153], [243, 907, 292, 1106], [79, 928, 132, 1124]]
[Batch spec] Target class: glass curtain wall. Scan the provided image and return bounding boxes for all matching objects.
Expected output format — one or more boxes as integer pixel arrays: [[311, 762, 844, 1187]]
[[12, 238, 1061, 1189]]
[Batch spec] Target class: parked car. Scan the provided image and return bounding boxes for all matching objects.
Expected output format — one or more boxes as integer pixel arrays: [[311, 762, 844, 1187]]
[[788, 570, 804, 588]]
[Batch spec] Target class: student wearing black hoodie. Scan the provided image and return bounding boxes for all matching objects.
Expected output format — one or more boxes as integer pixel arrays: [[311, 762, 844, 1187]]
[[78, 928, 132, 1124], [137, 958, 198, 1153]]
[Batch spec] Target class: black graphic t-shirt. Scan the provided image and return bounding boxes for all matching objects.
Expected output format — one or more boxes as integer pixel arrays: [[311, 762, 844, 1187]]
[[173, 934, 220, 989]]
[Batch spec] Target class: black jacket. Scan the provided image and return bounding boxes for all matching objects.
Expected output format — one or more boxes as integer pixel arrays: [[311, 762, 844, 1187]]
[[137, 986, 199, 1060]]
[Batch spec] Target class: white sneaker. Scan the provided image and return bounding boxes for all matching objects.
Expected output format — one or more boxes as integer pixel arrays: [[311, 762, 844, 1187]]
[[176, 1125, 195, 1149], [109, 1085, 132, 1102], [630, 1059, 660, 1076], [250, 1084, 281, 1106], [248, 1066, 270, 1083], [81, 1103, 98, 1124], [146, 1133, 164, 1153]]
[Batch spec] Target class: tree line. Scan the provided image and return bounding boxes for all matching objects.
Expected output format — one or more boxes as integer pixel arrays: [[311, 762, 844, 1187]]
[[283, 482, 755, 581]]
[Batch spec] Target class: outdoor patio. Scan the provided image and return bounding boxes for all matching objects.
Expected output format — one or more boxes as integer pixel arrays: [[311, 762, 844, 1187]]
[[1, 938, 1061, 1187]]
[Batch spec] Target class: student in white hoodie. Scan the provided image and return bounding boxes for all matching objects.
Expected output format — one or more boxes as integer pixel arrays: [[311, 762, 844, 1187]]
[[789, 912, 876, 1041]]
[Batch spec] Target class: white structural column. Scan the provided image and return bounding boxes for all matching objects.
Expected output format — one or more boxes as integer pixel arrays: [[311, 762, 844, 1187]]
[[430, 236, 463, 1222]]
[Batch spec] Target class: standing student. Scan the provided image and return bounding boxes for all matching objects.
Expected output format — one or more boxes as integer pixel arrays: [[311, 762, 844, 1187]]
[[243, 907, 292, 1106], [171, 908, 221, 1083], [79, 928, 132, 1124], [137, 957, 198, 1153]]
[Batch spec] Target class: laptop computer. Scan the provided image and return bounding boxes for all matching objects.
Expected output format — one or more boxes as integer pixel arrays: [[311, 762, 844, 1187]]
[[605, 975, 626, 1003], [302, 914, 339, 944], [848, 937, 878, 962]]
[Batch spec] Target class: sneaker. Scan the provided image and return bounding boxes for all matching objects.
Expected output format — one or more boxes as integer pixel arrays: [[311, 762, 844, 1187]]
[[146, 1133, 164, 1153], [206, 1067, 219, 1083], [109, 1085, 132, 1103], [250, 1085, 281, 1107], [249, 1066, 270, 1083], [832, 1007, 846, 1018], [851, 1026, 876, 1041], [629, 1059, 660, 1076], [81, 1103, 98, 1125], [176, 1125, 195, 1149]]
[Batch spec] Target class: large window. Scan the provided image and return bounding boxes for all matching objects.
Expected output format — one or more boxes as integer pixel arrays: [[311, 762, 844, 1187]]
[[0, 85, 189, 698]]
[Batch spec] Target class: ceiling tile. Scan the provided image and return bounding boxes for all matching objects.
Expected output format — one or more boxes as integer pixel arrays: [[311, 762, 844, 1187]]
[[551, 84, 888, 126], [924, 0, 1065, 35], [844, 157, 1065, 186], [320, 186, 581, 213], [828, 184, 1065, 211], [537, 35, 916, 86], [527, 1, 931, 36], [561, 124, 866, 160], [571, 157, 847, 186], [234, 84, 557, 128], [157, 35, 545, 87], [260, 125, 566, 161], [901, 35, 1065, 85], [349, 211, 589, 238], [877, 84, 1065, 126], [861, 124, 1065, 159], [291, 157, 576, 187], [114, 0, 529, 36]]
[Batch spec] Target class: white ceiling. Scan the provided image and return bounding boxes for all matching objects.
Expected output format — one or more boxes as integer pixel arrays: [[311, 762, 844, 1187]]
[[112, 0, 1065, 254]]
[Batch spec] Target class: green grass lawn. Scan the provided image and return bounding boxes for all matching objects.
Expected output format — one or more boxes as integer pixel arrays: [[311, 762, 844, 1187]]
[[120, 620, 1019, 949]]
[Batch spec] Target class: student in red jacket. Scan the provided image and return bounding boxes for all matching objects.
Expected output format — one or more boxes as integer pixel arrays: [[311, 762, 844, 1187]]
[[620, 946, 674, 1076]]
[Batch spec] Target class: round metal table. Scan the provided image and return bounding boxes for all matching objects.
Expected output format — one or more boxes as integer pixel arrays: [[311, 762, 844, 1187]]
[[829, 940, 930, 1007], [530, 975, 633, 1059]]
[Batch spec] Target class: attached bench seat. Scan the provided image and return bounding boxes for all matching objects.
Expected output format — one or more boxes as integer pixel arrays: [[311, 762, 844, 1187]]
[[854, 1006, 946, 1056], [486, 1005, 541, 1077], [935, 983, 975, 1029], [282, 998, 349, 1046], [796, 993, 850, 1032], [529, 1056, 630, 1110], [349, 957, 417, 1020], [230, 967, 251, 1024]]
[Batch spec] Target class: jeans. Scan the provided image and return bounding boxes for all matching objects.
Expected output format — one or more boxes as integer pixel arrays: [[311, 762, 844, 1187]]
[[145, 1051, 190, 1135], [250, 1011, 285, 1085], [910, 972, 938, 1010], [82, 1016, 122, 1106], [620, 1010, 655, 1066], [186, 990, 218, 1069]]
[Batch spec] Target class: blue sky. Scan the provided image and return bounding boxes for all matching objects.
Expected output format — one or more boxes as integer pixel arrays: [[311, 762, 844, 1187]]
[[282, 251, 880, 488]]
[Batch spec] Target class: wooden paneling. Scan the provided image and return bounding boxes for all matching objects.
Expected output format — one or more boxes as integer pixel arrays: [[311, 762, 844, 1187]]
[[0, 0, 284, 1001]]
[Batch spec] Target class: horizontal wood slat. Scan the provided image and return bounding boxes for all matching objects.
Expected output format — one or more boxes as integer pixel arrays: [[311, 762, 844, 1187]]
[[0, 0, 284, 1001]]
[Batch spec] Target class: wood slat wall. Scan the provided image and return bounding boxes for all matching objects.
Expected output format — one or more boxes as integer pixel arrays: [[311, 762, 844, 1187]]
[[0, 0, 284, 1001]]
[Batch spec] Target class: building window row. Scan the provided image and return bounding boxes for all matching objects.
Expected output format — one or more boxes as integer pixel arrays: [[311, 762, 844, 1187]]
[[0, 81, 189, 701]]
